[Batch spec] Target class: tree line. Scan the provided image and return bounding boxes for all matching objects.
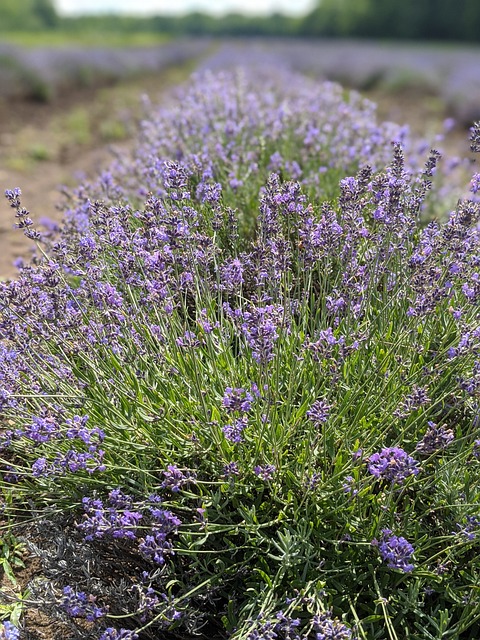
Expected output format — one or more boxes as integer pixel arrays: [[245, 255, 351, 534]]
[[1, 0, 479, 43], [303, 0, 480, 42]]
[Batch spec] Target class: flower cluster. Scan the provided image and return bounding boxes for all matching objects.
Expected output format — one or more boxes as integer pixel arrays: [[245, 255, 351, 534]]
[[223, 417, 248, 444], [1, 411, 106, 479], [99, 630, 139, 640], [60, 585, 106, 621], [0, 621, 19, 640], [455, 515, 480, 541], [372, 529, 415, 573], [254, 464, 276, 481], [161, 465, 196, 493], [222, 386, 257, 413], [239, 304, 285, 365], [415, 422, 454, 455], [246, 609, 352, 640], [394, 385, 430, 418], [313, 612, 353, 640], [76, 489, 181, 568], [368, 447, 420, 484], [306, 399, 331, 426]]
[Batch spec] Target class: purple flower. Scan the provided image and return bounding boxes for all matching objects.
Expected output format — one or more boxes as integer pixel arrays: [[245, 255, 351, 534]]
[[4, 187, 22, 209], [134, 584, 160, 621], [108, 489, 133, 509], [394, 385, 430, 418], [92, 282, 124, 308], [415, 422, 454, 455], [305, 472, 322, 490], [461, 360, 480, 395], [222, 387, 254, 413], [306, 399, 331, 425], [65, 415, 105, 444], [455, 515, 480, 541], [373, 529, 415, 573], [313, 612, 352, 639], [99, 629, 139, 640], [342, 475, 358, 496], [254, 464, 276, 481], [175, 330, 200, 348], [55, 447, 106, 474], [471, 121, 480, 152], [148, 508, 181, 532], [31, 457, 52, 477], [138, 531, 173, 565], [77, 497, 142, 541], [23, 414, 60, 443], [161, 465, 196, 492], [0, 621, 20, 640], [60, 585, 106, 621], [239, 304, 284, 364], [246, 620, 278, 640], [306, 327, 345, 362], [470, 173, 480, 194], [222, 461, 240, 477], [222, 416, 248, 443], [368, 447, 420, 484]]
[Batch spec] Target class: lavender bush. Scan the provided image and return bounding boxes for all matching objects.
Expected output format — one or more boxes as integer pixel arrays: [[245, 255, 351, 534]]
[[1, 67, 480, 639]]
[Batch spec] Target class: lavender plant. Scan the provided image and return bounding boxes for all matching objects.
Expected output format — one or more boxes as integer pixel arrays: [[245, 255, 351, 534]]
[[0, 68, 480, 640]]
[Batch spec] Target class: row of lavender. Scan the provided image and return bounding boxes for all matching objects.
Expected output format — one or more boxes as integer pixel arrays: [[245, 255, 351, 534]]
[[0, 60, 479, 639], [2, 38, 480, 124], [0, 39, 209, 101], [199, 39, 480, 126]]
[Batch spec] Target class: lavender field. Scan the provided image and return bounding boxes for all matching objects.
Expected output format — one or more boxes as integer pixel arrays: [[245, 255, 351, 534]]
[[201, 40, 480, 125], [0, 39, 209, 102], [0, 42, 480, 640]]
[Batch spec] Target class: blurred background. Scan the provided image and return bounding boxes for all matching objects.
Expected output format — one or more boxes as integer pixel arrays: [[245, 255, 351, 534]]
[[0, 0, 479, 277]]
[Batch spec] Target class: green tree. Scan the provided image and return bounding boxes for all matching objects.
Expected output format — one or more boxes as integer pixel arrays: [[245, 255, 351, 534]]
[[32, 0, 58, 28], [0, 0, 58, 30], [302, 0, 480, 41]]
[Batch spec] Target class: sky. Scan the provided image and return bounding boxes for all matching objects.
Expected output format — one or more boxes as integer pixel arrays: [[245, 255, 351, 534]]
[[55, 0, 316, 17]]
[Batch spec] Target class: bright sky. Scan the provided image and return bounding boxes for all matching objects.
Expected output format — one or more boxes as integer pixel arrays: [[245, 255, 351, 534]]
[[55, 0, 316, 16]]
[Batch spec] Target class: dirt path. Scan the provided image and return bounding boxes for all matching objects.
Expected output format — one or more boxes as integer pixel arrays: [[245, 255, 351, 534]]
[[0, 146, 122, 277]]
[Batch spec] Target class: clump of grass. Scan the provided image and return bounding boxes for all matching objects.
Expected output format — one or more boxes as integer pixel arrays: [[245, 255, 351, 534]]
[[0, 69, 479, 640]]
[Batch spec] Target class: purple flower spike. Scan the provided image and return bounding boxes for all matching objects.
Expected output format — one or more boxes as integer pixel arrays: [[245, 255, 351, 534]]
[[373, 529, 415, 573], [313, 612, 353, 639], [99, 629, 139, 640], [222, 387, 254, 413], [161, 465, 196, 492], [306, 399, 331, 425], [415, 422, 454, 454], [222, 461, 240, 478], [254, 464, 276, 481], [61, 585, 106, 621], [222, 416, 248, 443], [0, 621, 20, 640], [368, 447, 419, 484]]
